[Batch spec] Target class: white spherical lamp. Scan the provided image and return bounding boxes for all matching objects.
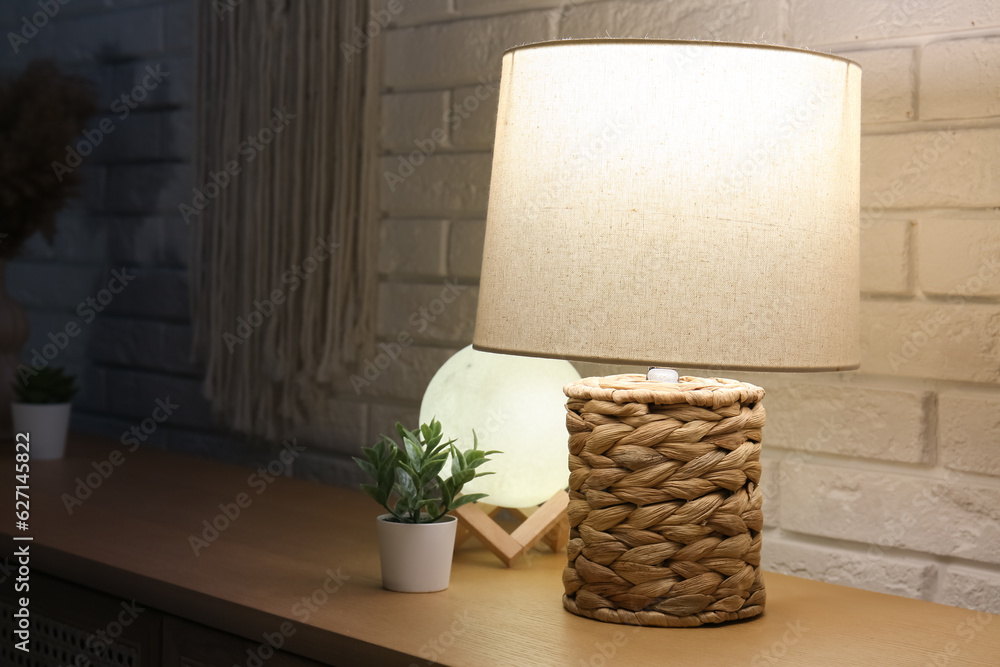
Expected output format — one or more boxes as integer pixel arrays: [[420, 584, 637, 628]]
[[419, 345, 581, 508]]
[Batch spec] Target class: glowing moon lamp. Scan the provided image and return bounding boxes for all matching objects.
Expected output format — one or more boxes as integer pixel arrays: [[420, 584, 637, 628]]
[[419, 345, 581, 508]]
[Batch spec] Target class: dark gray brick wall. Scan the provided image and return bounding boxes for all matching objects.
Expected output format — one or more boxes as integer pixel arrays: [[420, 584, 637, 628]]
[[0, 0, 406, 483], [0, 0, 299, 472]]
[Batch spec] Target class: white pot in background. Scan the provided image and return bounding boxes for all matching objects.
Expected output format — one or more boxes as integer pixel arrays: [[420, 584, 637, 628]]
[[376, 513, 457, 593], [12, 402, 72, 460]]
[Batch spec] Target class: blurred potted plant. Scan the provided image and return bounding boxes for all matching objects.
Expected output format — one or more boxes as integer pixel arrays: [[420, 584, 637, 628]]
[[354, 419, 499, 592], [11, 366, 78, 460], [0, 60, 96, 436]]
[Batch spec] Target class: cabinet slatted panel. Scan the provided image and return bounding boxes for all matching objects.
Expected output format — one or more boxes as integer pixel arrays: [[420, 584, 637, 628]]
[[0, 600, 139, 667]]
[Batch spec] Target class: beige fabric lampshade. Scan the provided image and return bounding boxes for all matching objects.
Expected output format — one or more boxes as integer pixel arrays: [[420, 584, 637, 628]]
[[473, 40, 861, 372]]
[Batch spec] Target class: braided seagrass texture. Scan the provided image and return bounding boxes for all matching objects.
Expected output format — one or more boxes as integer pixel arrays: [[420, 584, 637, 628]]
[[562, 374, 767, 627]]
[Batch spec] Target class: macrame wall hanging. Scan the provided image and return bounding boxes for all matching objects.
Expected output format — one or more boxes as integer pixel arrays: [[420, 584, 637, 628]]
[[191, 0, 377, 439]]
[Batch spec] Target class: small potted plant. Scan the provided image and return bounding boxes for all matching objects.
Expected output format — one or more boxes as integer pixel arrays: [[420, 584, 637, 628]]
[[354, 419, 499, 592], [11, 366, 77, 460]]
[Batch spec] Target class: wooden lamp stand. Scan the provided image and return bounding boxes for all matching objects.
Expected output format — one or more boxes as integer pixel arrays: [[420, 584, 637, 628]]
[[451, 489, 569, 567]]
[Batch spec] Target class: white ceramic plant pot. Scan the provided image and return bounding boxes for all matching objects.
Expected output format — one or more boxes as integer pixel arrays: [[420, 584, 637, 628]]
[[12, 402, 72, 460], [376, 514, 457, 593]]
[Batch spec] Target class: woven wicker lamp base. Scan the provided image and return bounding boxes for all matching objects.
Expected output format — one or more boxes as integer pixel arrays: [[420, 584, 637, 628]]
[[561, 374, 767, 627]]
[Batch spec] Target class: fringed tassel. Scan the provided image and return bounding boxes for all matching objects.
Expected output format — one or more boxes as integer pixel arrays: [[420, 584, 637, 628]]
[[191, 0, 375, 439]]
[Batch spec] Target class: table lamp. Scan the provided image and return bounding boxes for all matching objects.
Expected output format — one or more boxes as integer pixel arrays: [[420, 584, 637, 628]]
[[473, 40, 860, 627]]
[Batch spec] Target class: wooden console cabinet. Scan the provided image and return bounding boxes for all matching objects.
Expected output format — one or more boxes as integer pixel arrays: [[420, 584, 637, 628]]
[[2, 435, 998, 666]]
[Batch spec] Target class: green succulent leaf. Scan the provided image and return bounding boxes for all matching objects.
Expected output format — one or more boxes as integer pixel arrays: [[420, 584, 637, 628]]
[[438, 476, 454, 501], [450, 493, 489, 510], [359, 483, 389, 506], [352, 417, 501, 523], [12, 366, 78, 404], [450, 468, 475, 488], [354, 457, 377, 478], [395, 468, 417, 496], [420, 419, 441, 445]]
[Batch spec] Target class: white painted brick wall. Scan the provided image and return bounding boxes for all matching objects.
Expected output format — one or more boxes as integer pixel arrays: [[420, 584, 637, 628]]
[[837, 48, 914, 123], [938, 391, 1000, 477], [762, 383, 931, 463], [387, 0, 455, 29], [861, 219, 911, 295], [940, 566, 1000, 614], [760, 455, 780, 529], [378, 219, 448, 275], [780, 463, 1000, 565], [860, 301, 1000, 383], [860, 129, 1000, 210], [762, 533, 936, 599], [916, 220, 1000, 298], [368, 403, 420, 444], [374, 0, 1000, 615], [790, 0, 1000, 45], [380, 91, 447, 152], [449, 84, 499, 149], [351, 345, 458, 402], [294, 398, 369, 457], [921, 36, 1000, 121], [379, 153, 491, 216], [456, 0, 571, 13], [448, 219, 487, 276], [384, 12, 551, 89], [376, 281, 479, 343], [560, 0, 786, 43]]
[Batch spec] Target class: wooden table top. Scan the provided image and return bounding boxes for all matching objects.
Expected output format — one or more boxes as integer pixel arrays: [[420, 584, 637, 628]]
[[3, 435, 999, 666]]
